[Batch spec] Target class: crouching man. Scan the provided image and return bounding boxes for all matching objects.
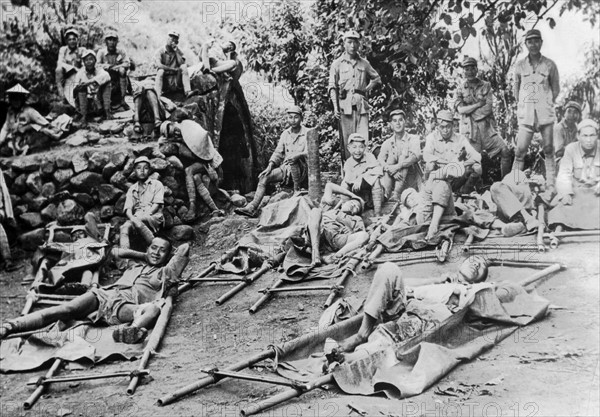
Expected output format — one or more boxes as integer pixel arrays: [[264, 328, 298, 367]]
[[73, 49, 112, 125], [1, 238, 190, 344]]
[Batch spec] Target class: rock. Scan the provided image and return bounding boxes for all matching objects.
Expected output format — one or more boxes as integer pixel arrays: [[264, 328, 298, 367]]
[[100, 205, 114, 220], [87, 131, 101, 144], [70, 172, 103, 192], [136, 146, 155, 158], [53, 168, 74, 186], [56, 154, 72, 169], [19, 212, 44, 228], [150, 158, 170, 171], [110, 151, 129, 169], [98, 119, 125, 135], [40, 159, 55, 177], [173, 198, 185, 208], [172, 215, 182, 226], [110, 171, 129, 191], [48, 190, 71, 204], [72, 193, 95, 208], [18, 228, 45, 251], [41, 203, 58, 221], [230, 194, 247, 207], [54, 231, 71, 243], [12, 174, 28, 195], [25, 172, 43, 194], [163, 210, 174, 229], [88, 152, 110, 172], [98, 184, 123, 204], [40, 182, 57, 198], [160, 143, 179, 157], [122, 158, 135, 177], [164, 195, 175, 206], [102, 162, 118, 181], [72, 153, 89, 173], [110, 216, 127, 232], [28, 196, 48, 212], [149, 172, 161, 181], [56, 199, 84, 225], [167, 156, 184, 171], [11, 157, 40, 172], [177, 206, 189, 220], [165, 225, 194, 241], [115, 194, 127, 214], [21, 192, 35, 206], [64, 131, 88, 147], [161, 176, 184, 198], [14, 205, 28, 217]]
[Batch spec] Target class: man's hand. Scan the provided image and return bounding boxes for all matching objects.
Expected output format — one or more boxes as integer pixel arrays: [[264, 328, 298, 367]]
[[478, 99, 487, 107], [283, 154, 298, 165], [258, 165, 272, 180], [333, 107, 340, 119], [351, 181, 361, 193]]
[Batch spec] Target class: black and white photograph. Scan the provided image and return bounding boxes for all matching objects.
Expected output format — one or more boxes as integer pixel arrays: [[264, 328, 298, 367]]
[[0, 0, 598, 416]]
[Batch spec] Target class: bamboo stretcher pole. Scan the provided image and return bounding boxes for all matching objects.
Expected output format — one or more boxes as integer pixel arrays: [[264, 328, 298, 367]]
[[536, 204, 546, 252], [324, 249, 365, 308], [24, 358, 62, 409], [216, 260, 271, 305], [126, 295, 173, 395], [519, 263, 563, 288], [177, 263, 217, 294]]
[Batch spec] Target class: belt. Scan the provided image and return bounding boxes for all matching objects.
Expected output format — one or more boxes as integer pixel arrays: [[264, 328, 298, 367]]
[[353, 89, 366, 96]]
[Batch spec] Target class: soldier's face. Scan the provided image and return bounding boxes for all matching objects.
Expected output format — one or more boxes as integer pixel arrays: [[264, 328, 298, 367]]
[[71, 230, 87, 241], [83, 56, 96, 70], [146, 238, 171, 266], [66, 34, 78, 49], [438, 120, 453, 139], [404, 192, 418, 209], [344, 39, 359, 56], [390, 114, 405, 133], [341, 199, 361, 215], [168, 35, 179, 48], [106, 37, 118, 50], [525, 38, 543, 54], [348, 141, 366, 160], [458, 256, 488, 283], [8, 94, 26, 109], [463, 65, 477, 81], [287, 113, 302, 128], [564, 107, 580, 124], [135, 162, 151, 181], [578, 126, 598, 152]]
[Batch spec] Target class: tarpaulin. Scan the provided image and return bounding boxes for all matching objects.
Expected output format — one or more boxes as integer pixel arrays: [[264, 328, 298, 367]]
[[549, 187, 600, 229]]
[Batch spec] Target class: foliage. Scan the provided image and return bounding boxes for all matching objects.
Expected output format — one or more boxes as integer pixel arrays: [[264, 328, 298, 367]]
[[561, 46, 600, 120], [248, 98, 288, 169]]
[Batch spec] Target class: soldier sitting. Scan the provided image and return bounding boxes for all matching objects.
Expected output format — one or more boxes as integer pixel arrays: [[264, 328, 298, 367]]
[[96, 30, 131, 110], [155, 31, 193, 98], [55, 27, 85, 102], [73, 50, 112, 125], [120, 157, 165, 250], [236, 106, 308, 217]]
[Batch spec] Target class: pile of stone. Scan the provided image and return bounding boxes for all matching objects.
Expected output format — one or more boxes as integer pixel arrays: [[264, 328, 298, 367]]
[[1, 146, 196, 250]]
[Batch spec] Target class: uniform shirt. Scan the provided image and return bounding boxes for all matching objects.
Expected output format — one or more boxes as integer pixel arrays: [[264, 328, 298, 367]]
[[74, 66, 111, 90], [342, 152, 383, 186], [109, 244, 189, 304], [553, 120, 578, 159], [378, 133, 422, 166], [514, 54, 560, 126], [423, 130, 481, 180], [455, 78, 494, 122], [155, 45, 186, 69], [96, 47, 130, 71], [322, 210, 365, 244], [57, 46, 86, 69], [269, 125, 308, 166], [0, 106, 49, 144], [124, 178, 165, 216], [328, 53, 381, 115], [556, 142, 600, 196]]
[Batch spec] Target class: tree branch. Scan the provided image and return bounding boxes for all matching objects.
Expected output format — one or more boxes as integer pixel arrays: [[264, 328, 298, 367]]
[[531, 0, 560, 29]]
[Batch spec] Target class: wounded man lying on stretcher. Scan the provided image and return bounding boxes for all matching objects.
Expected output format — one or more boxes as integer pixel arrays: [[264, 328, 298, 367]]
[[331, 255, 522, 357], [1, 238, 189, 345]]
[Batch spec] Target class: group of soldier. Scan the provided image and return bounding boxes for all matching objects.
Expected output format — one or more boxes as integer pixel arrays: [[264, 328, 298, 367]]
[[0, 26, 599, 352]]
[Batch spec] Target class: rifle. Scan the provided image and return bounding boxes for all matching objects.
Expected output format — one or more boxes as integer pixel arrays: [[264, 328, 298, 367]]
[[359, 201, 401, 271]]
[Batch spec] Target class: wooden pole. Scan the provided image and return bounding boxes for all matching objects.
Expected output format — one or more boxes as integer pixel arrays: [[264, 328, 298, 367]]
[[24, 359, 62, 409], [306, 127, 322, 201]]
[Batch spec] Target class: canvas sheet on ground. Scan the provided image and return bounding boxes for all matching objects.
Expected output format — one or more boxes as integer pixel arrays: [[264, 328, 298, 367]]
[[220, 196, 342, 281], [276, 283, 549, 399], [1, 320, 146, 373]]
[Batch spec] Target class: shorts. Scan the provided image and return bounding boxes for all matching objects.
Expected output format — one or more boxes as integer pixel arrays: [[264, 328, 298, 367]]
[[418, 179, 455, 224], [321, 224, 349, 252], [90, 287, 135, 325]]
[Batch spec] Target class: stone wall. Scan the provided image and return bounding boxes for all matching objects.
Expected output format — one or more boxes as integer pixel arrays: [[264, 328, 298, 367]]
[[1, 145, 195, 251]]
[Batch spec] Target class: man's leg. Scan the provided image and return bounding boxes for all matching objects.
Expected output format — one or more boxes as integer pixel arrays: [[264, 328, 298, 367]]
[[289, 161, 303, 193], [194, 174, 223, 217], [1, 292, 98, 338], [339, 262, 405, 352], [119, 68, 128, 104], [392, 168, 409, 200], [84, 211, 102, 241], [101, 83, 112, 119], [340, 114, 353, 160], [426, 180, 453, 240], [459, 162, 482, 194], [146, 90, 162, 127], [307, 207, 323, 266], [77, 90, 89, 123], [513, 126, 534, 171], [381, 172, 395, 200], [133, 216, 157, 244], [0, 223, 14, 270], [237, 169, 284, 216], [356, 112, 370, 148], [371, 179, 384, 216], [119, 221, 133, 249], [499, 144, 512, 179], [180, 64, 191, 95], [336, 231, 369, 257], [155, 69, 165, 97], [540, 123, 556, 196], [112, 302, 161, 344], [184, 163, 202, 218], [55, 66, 65, 98]]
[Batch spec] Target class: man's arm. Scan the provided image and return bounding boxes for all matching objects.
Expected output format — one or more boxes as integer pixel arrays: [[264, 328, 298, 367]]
[[422, 134, 439, 164], [328, 60, 340, 116], [268, 132, 287, 167], [513, 67, 521, 104], [364, 61, 381, 92], [323, 182, 362, 202], [556, 147, 574, 197], [455, 85, 482, 116], [162, 243, 191, 285], [111, 247, 146, 261], [0, 117, 10, 145], [549, 60, 560, 102], [473, 82, 494, 120], [553, 124, 566, 159]]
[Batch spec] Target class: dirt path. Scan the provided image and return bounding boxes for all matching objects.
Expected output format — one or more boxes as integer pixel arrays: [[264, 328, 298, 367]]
[[1, 224, 598, 417]]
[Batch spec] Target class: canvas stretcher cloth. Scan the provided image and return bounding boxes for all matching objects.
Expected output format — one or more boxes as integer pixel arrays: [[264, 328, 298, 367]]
[[548, 187, 600, 230]]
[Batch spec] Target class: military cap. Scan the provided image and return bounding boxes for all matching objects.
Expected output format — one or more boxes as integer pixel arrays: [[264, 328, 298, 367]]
[[348, 133, 366, 143], [168, 30, 180, 39], [6, 83, 30, 95], [461, 57, 477, 67], [437, 110, 454, 123], [81, 49, 96, 61], [389, 109, 405, 118], [286, 105, 303, 115], [104, 30, 118, 40], [343, 30, 361, 40], [133, 156, 151, 166], [400, 188, 417, 206], [350, 197, 364, 213], [65, 28, 79, 38], [564, 101, 582, 113], [577, 119, 599, 133], [525, 29, 542, 40]]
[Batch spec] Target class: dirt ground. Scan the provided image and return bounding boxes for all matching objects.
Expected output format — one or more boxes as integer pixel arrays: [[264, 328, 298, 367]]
[[0, 217, 598, 417]]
